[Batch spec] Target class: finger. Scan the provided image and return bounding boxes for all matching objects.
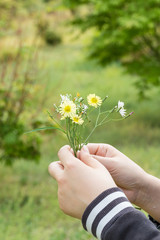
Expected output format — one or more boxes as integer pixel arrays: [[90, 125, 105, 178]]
[[87, 143, 107, 155], [70, 148, 74, 155], [76, 150, 80, 159], [58, 145, 77, 167], [79, 146, 104, 168], [91, 155, 112, 169], [87, 143, 116, 157], [48, 161, 64, 181]]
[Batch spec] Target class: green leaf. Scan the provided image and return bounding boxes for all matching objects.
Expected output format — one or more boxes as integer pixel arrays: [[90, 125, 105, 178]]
[[25, 126, 66, 134]]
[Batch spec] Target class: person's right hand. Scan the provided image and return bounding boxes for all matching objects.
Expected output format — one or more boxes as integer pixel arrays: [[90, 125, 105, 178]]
[[79, 143, 149, 207], [48, 145, 116, 219]]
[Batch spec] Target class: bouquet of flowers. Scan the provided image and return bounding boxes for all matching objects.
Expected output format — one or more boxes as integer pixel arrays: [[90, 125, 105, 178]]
[[28, 93, 133, 156]]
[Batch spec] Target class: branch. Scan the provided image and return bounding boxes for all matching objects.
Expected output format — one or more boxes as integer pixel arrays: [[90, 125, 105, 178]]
[[142, 35, 160, 60]]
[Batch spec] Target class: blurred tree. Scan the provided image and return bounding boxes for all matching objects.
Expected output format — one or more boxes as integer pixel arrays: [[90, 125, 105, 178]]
[[0, 0, 60, 165], [0, 37, 41, 165], [63, 0, 160, 98], [0, 0, 43, 33]]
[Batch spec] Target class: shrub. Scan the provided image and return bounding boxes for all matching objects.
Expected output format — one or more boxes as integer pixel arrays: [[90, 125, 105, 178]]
[[0, 42, 46, 165], [36, 17, 62, 46], [44, 30, 61, 46]]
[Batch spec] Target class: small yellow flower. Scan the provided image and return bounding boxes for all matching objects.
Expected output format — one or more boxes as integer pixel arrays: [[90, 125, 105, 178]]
[[87, 94, 102, 108], [72, 115, 84, 125], [60, 100, 76, 119]]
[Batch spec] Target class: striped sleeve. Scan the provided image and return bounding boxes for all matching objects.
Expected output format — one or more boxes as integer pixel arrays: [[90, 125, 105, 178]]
[[82, 187, 133, 240]]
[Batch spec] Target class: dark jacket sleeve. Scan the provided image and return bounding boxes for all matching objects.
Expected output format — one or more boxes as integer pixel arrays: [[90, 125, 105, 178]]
[[81, 187, 160, 240]]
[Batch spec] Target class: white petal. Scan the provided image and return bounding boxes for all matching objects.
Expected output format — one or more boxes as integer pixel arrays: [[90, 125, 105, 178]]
[[119, 108, 126, 117], [118, 101, 124, 109], [60, 94, 70, 102], [83, 104, 88, 110]]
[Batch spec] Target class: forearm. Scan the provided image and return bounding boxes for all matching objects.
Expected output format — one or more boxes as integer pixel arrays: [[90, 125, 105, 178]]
[[82, 187, 160, 240], [135, 174, 160, 223]]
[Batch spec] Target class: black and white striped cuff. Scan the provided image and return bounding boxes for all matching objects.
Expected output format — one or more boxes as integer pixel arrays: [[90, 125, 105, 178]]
[[82, 187, 133, 240]]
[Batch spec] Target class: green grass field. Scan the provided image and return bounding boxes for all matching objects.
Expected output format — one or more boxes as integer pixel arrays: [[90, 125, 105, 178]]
[[0, 38, 160, 240]]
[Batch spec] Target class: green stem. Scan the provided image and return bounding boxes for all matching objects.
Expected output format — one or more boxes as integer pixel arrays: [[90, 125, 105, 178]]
[[84, 107, 123, 143], [99, 110, 111, 115], [97, 118, 124, 126], [84, 107, 101, 144], [98, 107, 115, 125], [47, 111, 65, 131], [84, 125, 97, 144]]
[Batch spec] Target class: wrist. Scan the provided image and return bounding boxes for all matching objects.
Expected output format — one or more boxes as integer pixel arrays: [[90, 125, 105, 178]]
[[133, 172, 151, 208], [134, 173, 160, 222]]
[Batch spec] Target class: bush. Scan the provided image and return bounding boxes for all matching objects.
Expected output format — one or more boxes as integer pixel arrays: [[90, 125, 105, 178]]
[[36, 17, 62, 46], [0, 49, 20, 62], [36, 17, 49, 37], [44, 30, 61, 46], [0, 43, 46, 165], [0, 108, 41, 165]]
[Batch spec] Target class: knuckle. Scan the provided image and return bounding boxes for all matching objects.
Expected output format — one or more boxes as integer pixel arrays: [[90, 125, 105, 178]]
[[48, 162, 57, 178], [58, 145, 70, 158], [101, 145, 108, 153], [65, 159, 75, 169], [104, 143, 115, 153], [105, 143, 113, 149], [57, 176, 66, 185]]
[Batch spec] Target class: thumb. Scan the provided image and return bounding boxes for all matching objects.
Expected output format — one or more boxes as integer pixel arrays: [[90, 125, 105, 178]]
[[79, 146, 104, 168]]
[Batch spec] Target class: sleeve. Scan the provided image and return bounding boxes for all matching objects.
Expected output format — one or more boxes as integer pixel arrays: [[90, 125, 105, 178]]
[[149, 215, 160, 230], [82, 187, 160, 240]]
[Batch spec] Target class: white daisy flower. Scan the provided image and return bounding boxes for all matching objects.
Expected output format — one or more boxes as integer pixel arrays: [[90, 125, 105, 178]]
[[82, 104, 88, 113], [71, 115, 84, 125], [118, 101, 124, 109], [83, 104, 88, 110], [119, 108, 126, 117], [60, 100, 76, 119], [87, 94, 102, 108], [60, 94, 70, 102], [116, 101, 127, 117]]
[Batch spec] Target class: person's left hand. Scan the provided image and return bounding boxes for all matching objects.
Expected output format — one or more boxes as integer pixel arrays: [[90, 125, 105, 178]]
[[48, 145, 116, 219]]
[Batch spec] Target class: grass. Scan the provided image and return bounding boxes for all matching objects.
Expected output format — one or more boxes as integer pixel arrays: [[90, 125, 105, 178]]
[[0, 31, 160, 239]]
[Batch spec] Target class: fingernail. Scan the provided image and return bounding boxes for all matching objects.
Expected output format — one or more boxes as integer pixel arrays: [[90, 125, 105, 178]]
[[83, 145, 89, 152]]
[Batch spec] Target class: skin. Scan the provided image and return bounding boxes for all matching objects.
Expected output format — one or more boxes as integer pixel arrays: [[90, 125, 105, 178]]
[[84, 143, 160, 222], [48, 145, 116, 219], [49, 143, 160, 222]]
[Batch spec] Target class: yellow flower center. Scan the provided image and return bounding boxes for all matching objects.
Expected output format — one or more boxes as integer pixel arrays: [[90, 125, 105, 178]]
[[64, 105, 71, 113], [91, 97, 98, 104], [73, 117, 79, 122]]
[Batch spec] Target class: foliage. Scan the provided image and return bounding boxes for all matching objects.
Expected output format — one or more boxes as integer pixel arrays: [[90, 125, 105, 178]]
[[0, 41, 43, 165], [62, 0, 160, 98], [36, 17, 62, 46], [0, 0, 42, 33], [44, 30, 61, 46], [0, 43, 160, 239], [0, 0, 18, 32]]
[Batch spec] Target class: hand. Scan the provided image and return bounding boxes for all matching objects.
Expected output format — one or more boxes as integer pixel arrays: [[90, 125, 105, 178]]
[[48, 145, 116, 219], [83, 143, 148, 207], [84, 143, 160, 222]]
